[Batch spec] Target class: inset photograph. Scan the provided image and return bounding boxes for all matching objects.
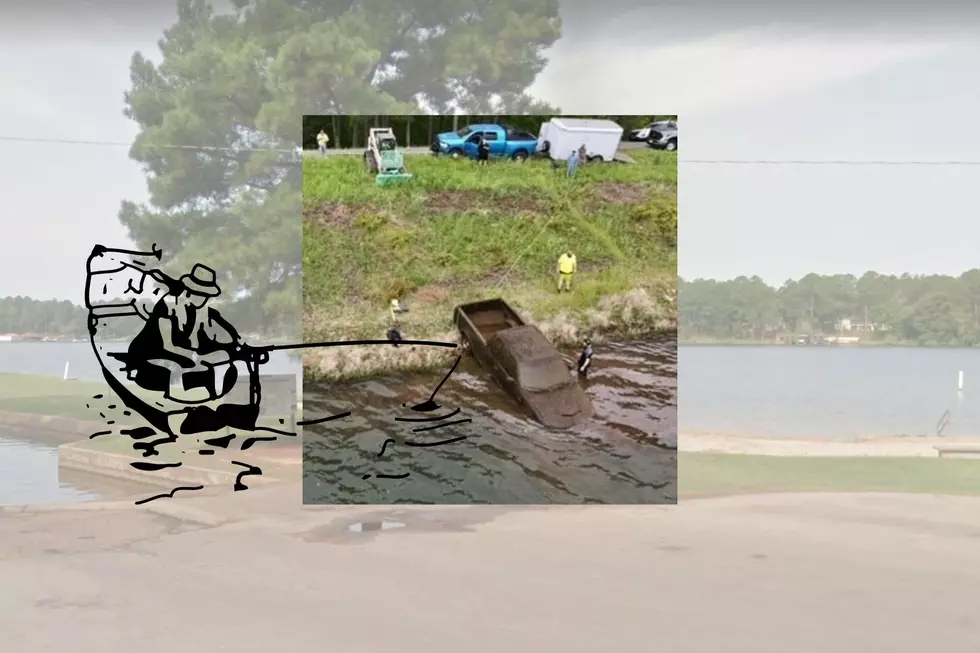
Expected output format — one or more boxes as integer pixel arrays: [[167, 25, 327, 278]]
[[301, 115, 677, 504]]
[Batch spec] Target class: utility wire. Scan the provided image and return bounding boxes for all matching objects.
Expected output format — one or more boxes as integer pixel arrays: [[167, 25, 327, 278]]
[[2, 134, 980, 166]]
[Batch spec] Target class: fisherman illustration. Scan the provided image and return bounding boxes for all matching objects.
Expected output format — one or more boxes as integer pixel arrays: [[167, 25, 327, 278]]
[[86, 245, 267, 437]]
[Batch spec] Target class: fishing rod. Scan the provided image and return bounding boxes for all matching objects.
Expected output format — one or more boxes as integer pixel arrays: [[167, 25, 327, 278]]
[[86, 245, 459, 354]]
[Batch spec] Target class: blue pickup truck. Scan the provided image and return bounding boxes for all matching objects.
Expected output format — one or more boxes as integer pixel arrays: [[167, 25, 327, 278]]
[[430, 123, 540, 161]]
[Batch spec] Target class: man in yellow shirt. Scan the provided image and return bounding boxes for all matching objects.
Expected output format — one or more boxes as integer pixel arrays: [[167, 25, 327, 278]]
[[557, 251, 577, 292], [316, 129, 330, 154]]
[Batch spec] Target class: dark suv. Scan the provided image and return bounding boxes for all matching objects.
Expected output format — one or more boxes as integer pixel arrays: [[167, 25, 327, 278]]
[[647, 121, 677, 152]]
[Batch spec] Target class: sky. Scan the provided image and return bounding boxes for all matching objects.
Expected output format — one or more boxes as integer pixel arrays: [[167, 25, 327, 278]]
[[2, 1, 980, 300]]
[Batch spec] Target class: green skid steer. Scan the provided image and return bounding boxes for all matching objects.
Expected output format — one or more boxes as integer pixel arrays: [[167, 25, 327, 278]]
[[364, 127, 413, 186]]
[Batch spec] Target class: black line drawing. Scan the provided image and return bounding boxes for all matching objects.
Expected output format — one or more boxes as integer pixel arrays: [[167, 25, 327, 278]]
[[362, 355, 474, 480], [84, 244, 463, 504]]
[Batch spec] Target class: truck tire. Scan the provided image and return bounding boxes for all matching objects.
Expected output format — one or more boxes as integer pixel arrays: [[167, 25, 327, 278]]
[[540, 140, 551, 153], [512, 149, 528, 162], [587, 155, 603, 163], [665, 139, 677, 152], [448, 148, 463, 159]]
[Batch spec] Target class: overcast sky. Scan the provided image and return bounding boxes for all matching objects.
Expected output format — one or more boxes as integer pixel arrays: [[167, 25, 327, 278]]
[[2, 1, 980, 300]]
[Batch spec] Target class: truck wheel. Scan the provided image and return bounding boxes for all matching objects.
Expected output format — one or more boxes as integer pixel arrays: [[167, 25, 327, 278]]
[[512, 150, 528, 162], [665, 139, 677, 152], [449, 148, 463, 159], [587, 155, 603, 163]]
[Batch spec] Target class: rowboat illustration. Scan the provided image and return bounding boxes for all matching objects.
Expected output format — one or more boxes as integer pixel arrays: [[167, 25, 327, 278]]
[[85, 245, 265, 436]]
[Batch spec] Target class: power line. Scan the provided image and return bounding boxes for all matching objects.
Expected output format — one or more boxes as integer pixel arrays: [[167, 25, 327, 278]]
[[681, 159, 980, 166], [3, 134, 980, 166]]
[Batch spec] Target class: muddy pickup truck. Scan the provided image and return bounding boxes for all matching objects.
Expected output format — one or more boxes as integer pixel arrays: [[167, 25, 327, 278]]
[[453, 299, 594, 429]]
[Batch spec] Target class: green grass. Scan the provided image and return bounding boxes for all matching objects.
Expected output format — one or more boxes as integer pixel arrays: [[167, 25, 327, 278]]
[[0, 373, 294, 425], [303, 150, 677, 342], [680, 452, 980, 497]]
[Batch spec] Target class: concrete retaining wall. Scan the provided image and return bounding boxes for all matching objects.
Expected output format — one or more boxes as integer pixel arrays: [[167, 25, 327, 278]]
[[58, 443, 278, 489]]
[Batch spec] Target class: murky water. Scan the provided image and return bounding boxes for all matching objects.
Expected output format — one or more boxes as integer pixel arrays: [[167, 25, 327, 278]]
[[303, 339, 677, 504]]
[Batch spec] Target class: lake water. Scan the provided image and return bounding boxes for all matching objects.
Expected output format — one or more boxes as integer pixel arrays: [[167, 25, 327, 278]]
[[304, 339, 678, 504], [680, 346, 980, 437], [6, 342, 977, 504], [0, 435, 99, 505]]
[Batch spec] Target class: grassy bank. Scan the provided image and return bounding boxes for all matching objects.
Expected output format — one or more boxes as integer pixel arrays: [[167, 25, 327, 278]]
[[0, 373, 294, 427], [0, 373, 124, 424], [678, 338, 955, 347], [679, 452, 980, 497], [303, 150, 677, 381]]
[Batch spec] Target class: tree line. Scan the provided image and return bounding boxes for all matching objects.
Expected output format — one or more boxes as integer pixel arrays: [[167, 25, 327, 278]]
[[679, 270, 980, 346], [0, 297, 87, 338], [301, 114, 678, 150]]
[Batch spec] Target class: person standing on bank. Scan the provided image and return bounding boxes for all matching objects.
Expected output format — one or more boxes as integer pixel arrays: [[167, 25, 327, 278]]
[[557, 250, 577, 292], [316, 129, 330, 155], [566, 148, 580, 177], [477, 135, 490, 166], [577, 338, 594, 379]]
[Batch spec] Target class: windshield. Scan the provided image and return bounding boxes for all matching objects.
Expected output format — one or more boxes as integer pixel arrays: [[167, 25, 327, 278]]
[[520, 357, 572, 392], [456, 126, 472, 137]]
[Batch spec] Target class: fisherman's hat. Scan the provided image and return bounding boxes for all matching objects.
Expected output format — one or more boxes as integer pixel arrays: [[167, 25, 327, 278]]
[[181, 264, 221, 297]]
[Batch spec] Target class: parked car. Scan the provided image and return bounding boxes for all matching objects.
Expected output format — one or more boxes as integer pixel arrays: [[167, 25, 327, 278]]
[[430, 123, 539, 161], [647, 121, 678, 151], [629, 120, 675, 142]]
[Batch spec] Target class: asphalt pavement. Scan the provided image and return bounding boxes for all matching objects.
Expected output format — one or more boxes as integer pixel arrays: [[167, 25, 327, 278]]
[[3, 489, 980, 652]]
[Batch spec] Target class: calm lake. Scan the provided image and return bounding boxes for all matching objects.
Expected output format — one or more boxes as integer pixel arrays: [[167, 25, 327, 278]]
[[5, 341, 975, 505], [680, 345, 980, 437]]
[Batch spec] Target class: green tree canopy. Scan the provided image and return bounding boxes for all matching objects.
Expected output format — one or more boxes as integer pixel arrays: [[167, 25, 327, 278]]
[[680, 270, 980, 346], [119, 0, 563, 337]]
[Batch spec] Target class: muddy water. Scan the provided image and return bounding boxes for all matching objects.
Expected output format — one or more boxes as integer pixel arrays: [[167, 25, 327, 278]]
[[303, 338, 676, 504]]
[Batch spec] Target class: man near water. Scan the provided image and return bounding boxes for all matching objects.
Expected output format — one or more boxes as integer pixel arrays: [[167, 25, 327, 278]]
[[557, 251, 577, 292], [577, 338, 594, 379]]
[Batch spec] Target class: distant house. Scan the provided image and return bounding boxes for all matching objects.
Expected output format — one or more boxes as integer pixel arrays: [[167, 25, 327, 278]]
[[835, 317, 884, 333]]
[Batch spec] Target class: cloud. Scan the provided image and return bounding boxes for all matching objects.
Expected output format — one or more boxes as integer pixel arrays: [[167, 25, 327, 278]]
[[531, 26, 956, 116]]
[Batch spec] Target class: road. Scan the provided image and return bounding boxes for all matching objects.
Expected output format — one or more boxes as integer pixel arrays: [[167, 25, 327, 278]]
[[306, 140, 650, 156], [3, 486, 979, 652]]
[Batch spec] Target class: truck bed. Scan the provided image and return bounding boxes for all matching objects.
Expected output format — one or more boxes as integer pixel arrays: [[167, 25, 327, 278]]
[[454, 299, 524, 346]]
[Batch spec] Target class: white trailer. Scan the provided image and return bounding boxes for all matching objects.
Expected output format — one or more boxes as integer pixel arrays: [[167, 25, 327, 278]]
[[536, 118, 624, 162]]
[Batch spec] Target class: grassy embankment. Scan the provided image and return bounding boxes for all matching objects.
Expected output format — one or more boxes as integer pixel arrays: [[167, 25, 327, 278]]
[[0, 373, 292, 452], [303, 150, 678, 381], [680, 452, 980, 497]]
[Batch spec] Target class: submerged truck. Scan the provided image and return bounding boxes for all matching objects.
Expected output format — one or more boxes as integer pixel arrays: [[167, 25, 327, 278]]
[[453, 299, 594, 430]]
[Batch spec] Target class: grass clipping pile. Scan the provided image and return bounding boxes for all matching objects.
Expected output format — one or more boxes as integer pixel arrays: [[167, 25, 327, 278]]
[[302, 150, 677, 382]]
